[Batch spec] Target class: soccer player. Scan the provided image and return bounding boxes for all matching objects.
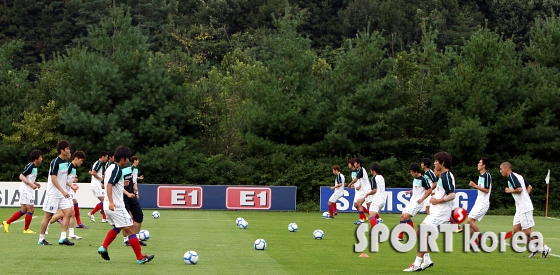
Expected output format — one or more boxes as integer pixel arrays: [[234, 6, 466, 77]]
[[98, 146, 154, 264], [326, 165, 345, 219], [37, 140, 74, 246], [87, 151, 108, 223], [398, 163, 432, 241], [347, 158, 371, 225], [404, 152, 455, 272], [3, 150, 43, 233], [421, 158, 437, 215], [123, 159, 147, 246], [500, 162, 551, 258], [467, 157, 491, 245], [365, 163, 386, 227]]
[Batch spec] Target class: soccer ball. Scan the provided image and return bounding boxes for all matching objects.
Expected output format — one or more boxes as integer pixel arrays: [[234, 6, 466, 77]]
[[183, 250, 199, 265], [238, 219, 248, 229], [152, 211, 160, 219], [254, 239, 267, 250], [322, 211, 330, 218], [236, 217, 244, 225], [452, 207, 467, 224], [139, 229, 150, 241], [288, 223, 298, 232], [313, 229, 324, 240]]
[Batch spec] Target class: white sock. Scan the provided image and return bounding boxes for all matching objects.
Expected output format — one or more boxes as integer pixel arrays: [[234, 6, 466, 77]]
[[414, 256, 422, 266], [39, 234, 45, 242], [423, 253, 431, 262], [69, 228, 74, 236], [60, 232, 67, 240]]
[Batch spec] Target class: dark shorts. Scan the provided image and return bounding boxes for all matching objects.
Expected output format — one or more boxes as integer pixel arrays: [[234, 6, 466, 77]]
[[125, 198, 143, 223]]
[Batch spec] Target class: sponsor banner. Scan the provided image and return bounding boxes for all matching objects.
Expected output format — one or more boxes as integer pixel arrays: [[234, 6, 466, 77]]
[[320, 187, 478, 213], [0, 182, 100, 208], [0, 182, 297, 211]]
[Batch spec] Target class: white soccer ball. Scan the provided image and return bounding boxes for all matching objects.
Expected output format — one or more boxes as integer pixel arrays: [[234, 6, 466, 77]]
[[236, 217, 244, 225], [313, 229, 324, 240], [288, 223, 298, 232], [322, 211, 330, 218], [139, 229, 150, 241], [238, 219, 248, 229], [183, 250, 199, 265], [152, 211, 160, 219], [254, 239, 267, 250]]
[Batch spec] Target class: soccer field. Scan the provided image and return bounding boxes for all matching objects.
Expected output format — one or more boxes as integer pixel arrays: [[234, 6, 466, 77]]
[[0, 208, 558, 274]]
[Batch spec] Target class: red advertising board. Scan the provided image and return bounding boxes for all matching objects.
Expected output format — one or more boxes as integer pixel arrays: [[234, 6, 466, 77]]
[[226, 187, 271, 210], [157, 186, 203, 208]]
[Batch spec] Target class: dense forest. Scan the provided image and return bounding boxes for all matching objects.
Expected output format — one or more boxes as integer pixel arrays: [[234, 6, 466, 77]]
[[1, 0, 560, 212]]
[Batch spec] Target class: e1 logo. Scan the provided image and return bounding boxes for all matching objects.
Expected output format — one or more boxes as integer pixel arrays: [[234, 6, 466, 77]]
[[226, 187, 271, 210]]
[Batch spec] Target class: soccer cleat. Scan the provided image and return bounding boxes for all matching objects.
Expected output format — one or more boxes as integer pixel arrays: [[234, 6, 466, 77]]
[[38, 239, 52, 245], [101, 219, 108, 223], [353, 220, 365, 225], [69, 235, 82, 240], [87, 212, 96, 223], [137, 254, 155, 264], [123, 241, 131, 246], [23, 229, 36, 234], [398, 237, 404, 241], [456, 228, 463, 233], [325, 216, 333, 219], [59, 238, 75, 246], [98, 246, 110, 261], [542, 246, 551, 258], [421, 260, 434, 270], [140, 240, 147, 246], [377, 218, 383, 224], [528, 251, 537, 258], [2, 221, 9, 233], [334, 212, 338, 216], [76, 224, 88, 229], [403, 264, 422, 272]]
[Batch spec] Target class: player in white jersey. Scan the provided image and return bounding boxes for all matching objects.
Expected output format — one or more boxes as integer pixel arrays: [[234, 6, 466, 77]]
[[500, 162, 551, 258], [347, 158, 371, 225], [326, 165, 345, 219], [421, 158, 437, 215], [88, 151, 109, 223], [38, 140, 74, 246], [365, 163, 386, 227], [97, 146, 154, 264], [467, 157, 491, 245], [404, 152, 455, 272], [398, 163, 432, 241], [2, 150, 43, 234]]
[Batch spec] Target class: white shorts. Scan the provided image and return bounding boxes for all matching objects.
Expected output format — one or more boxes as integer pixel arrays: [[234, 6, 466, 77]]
[[353, 191, 365, 203], [42, 196, 73, 214], [329, 192, 344, 203], [403, 202, 424, 217], [105, 208, 134, 228], [365, 195, 373, 203], [369, 200, 385, 213], [468, 203, 490, 222], [91, 185, 105, 198], [422, 210, 452, 232], [19, 190, 35, 205], [513, 211, 535, 230]]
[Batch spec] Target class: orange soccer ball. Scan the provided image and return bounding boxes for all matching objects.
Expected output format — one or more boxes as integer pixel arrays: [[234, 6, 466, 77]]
[[451, 207, 467, 224]]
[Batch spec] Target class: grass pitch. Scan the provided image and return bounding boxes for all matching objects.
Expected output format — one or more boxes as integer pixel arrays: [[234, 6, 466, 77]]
[[0, 208, 558, 274]]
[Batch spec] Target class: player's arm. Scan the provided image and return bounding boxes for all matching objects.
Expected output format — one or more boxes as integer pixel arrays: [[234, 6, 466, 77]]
[[431, 175, 455, 205], [418, 179, 432, 203], [107, 168, 120, 210], [365, 177, 377, 196], [505, 175, 523, 193], [19, 165, 36, 188], [51, 175, 70, 198], [524, 180, 532, 195], [347, 176, 358, 188]]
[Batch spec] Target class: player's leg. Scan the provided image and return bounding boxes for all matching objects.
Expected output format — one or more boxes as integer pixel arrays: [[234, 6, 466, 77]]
[[20, 204, 35, 233], [398, 212, 413, 241], [327, 193, 341, 218], [130, 201, 145, 246], [39, 197, 60, 245], [58, 200, 75, 245], [355, 197, 367, 224], [122, 225, 154, 264], [404, 227, 425, 272], [73, 198, 87, 228], [368, 203, 380, 227], [3, 204, 27, 232], [68, 206, 82, 240]]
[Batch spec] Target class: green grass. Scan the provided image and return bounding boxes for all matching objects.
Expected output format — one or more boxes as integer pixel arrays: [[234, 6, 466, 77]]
[[0, 208, 558, 274]]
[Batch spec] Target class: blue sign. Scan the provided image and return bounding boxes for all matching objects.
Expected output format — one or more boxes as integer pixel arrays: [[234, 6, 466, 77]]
[[320, 187, 478, 213], [137, 184, 297, 211]]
